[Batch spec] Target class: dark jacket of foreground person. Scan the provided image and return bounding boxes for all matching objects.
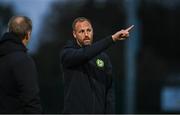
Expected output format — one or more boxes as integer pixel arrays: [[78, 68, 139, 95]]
[[0, 32, 42, 113]]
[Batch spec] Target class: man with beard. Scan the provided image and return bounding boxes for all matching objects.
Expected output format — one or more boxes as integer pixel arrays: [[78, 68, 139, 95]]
[[61, 17, 134, 113]]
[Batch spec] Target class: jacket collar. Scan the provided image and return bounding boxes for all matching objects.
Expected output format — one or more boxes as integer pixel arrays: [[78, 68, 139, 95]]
[[0, 32, 27, 56]]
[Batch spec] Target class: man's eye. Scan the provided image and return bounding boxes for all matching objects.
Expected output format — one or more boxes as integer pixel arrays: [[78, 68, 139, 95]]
[[79, 30, 84, 33]]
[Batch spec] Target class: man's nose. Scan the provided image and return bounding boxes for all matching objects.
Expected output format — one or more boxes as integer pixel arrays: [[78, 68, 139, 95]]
[[84, 31, 88, 36]]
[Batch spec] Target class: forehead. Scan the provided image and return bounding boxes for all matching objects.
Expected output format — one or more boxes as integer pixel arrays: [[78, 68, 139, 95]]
[[75, 21, 92, 29]]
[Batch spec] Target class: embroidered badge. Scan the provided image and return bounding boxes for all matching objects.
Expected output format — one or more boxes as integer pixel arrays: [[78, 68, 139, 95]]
[[96, 59, 104, 68]]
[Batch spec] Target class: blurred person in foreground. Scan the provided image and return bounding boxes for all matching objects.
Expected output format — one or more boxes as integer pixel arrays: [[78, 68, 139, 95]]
[[61, 17, 134, 114], [0, 16, 42, 113]]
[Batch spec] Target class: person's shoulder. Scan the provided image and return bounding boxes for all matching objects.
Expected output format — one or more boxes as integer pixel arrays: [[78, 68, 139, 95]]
[[10, 51, 28, 57], [63, 40, 76, 48], [60, 40, 75, 58], [10, 51, 33, 63]]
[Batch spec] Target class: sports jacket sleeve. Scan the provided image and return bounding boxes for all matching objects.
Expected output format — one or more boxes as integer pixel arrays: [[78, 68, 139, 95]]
[[61, 36, 114, 68]]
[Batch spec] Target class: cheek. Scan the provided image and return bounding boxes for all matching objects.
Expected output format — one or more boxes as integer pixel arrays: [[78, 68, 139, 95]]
[[91, 33, 93, 37], [90, 33, 93, 39], [76, 34, 84, 41]]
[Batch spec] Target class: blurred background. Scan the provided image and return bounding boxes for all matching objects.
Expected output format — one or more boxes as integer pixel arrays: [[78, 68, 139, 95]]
[[1, 0, 180, 113]]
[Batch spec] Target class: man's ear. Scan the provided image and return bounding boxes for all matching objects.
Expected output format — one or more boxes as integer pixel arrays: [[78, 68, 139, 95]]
[[27, 31, 31, 40], [22, 32, 31, 46], [24, 32, 30, 40], [73, 31, 76, 38]]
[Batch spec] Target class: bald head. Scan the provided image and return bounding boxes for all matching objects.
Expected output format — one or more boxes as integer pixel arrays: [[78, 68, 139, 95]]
[[8, 16, 32, 39]]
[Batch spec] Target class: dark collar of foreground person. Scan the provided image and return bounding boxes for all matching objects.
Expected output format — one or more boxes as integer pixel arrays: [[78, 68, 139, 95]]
[[0, 32, 27, 56]]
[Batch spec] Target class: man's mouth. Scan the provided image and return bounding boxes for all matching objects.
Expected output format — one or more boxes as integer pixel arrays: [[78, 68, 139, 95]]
[[84, 37, 90, 41]]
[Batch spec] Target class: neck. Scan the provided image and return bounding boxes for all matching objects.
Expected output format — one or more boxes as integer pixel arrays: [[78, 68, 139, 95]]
[[76, 40, 82, 47], [22, 38, 27, 46]]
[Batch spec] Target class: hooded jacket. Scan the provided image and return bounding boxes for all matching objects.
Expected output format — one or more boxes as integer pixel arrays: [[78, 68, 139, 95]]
[[61, 36, 115, 113], [0, 32, 42, 113]]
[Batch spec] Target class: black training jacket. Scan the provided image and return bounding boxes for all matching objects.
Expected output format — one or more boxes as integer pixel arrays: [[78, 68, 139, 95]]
[[0, 32, 42, 113], [61, 36, 115, 113]]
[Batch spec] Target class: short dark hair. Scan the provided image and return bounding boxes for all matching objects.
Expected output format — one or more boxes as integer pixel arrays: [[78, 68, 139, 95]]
[[8, 16, 32, 39], [72, 17, 92, 31]]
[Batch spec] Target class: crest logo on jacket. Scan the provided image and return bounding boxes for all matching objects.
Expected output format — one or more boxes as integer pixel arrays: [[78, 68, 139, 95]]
[[96, 59, 104, 68]]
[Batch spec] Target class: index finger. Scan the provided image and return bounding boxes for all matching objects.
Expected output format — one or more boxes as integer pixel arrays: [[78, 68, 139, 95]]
[[125, 25, 134, 32]]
